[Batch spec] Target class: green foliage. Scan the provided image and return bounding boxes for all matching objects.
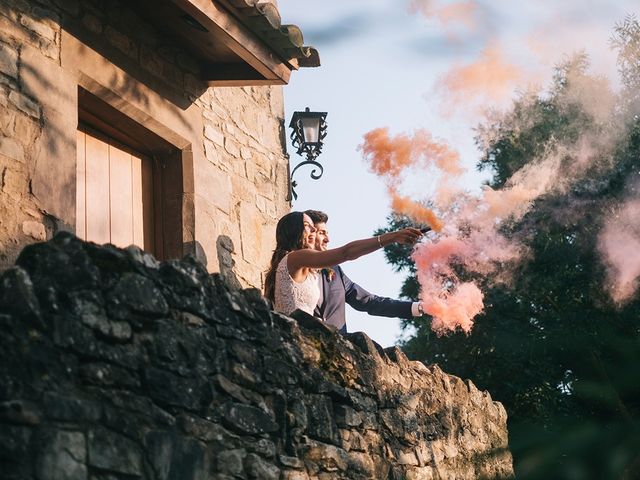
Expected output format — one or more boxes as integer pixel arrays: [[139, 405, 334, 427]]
[[382, 17, 640, 479]]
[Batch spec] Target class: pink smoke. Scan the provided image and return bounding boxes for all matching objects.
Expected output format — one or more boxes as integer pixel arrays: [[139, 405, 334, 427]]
[[598, 198, 640, 305]]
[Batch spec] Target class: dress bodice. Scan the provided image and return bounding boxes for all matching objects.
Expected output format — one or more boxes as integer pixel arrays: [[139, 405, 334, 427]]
[[273, 254, 320, 316]]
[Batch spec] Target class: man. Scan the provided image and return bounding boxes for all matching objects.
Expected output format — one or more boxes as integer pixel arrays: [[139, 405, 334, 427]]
[[305, 210, 425, 333]]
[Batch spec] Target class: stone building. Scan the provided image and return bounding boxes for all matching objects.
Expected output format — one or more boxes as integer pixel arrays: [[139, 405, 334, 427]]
[[0, 0, 319, 288]]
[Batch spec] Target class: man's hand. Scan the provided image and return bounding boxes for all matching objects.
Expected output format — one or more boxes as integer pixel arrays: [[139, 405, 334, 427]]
[[391, 227, 423, 245]]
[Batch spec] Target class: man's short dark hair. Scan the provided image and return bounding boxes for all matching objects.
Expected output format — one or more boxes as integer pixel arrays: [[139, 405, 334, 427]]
[[305, 210, 328, 224]]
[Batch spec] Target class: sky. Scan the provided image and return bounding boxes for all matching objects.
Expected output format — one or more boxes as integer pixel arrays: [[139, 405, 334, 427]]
[[276, 0, 638, 347]]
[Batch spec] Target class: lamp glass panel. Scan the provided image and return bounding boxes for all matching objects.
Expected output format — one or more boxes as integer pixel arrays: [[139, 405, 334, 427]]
[[301, 117, 320, 143]]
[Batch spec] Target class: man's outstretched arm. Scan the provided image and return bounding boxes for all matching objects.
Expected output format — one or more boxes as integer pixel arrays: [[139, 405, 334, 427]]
[[341, 267, 421, 319]]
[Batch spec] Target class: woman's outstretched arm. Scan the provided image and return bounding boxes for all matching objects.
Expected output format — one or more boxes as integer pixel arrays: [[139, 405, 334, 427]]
[[287, 228, 423, 271]]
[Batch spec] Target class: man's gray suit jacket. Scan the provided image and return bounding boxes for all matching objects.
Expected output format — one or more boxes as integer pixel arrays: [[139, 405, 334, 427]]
[[313, 265, 412, 333]]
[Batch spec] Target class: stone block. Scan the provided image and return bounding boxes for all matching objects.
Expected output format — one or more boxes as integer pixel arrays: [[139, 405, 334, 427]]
[[347, 451, 376, 476], [405, 466, 437, 480], [0, 399, 41, 424], [204, 124, 224, 147], [0, 425, 32, 474], [224, 136, 240, 158], [279, 455, 305, 469], [0, 136, 24, 162], [196, 165, 232, 214], [178, 414, 240, 445], [303, 394, 338, 444], [107, 272, 169, 317], [249, 438, 276, 459], [20, 14, 57, 43], [0, 42, 18, 79], [14, 113, 41, 144], [303, 440, 349, 472], [239, 201, 268, 267], [244, 453, 280, 480], [220, 402, 278, 435], [43, 393, 101, 422], [144, 431, 207, 480], [414, 444, 434, 466], [240, 146, 252, 159], [0, 266, 41, 320], [281, 470, 310, 480], [8, 91, 41, 118], [343, 430, 367, 452], [397, 449, 419, 466], [217, 448, 246, 477], [380, 409, 404, 437], [214, 374, 264, 405], [79, 362, 140, 389], [22, 220, 46, 240], [144, 367, 207, 411], [88, 427, 141, 476], [36, 429, 87, 480], [334, 404, 362, 427]]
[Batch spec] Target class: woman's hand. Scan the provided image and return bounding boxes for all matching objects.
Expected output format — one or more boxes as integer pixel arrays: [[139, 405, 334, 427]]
[[385, 228, 423, 246]]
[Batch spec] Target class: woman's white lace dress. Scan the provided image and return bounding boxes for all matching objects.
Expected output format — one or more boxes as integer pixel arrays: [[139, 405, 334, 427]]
[[274, 254, 320, 316]]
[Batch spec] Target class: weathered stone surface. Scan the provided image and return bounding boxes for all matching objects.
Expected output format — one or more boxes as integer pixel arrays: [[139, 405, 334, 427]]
[[0, 41, 18, 79], [108, 272, 169, 317], [217, 448, 246, 477], [0, 136, 24, 161], [304, 394, 338, 444], [36, 429, 87, 480], [0, 425, 32, 477], [0, 399, 41, 424], [0, 238, 514, 479], [22, 220, 46, 240], [43, 393, 101, 422], [244, 452, 280, 480], [220, 402, 278, 435], [335, 404, 362, 427], [9, 90, 42, 118], [0, 266, 41, 320], [88, 427, 142, 476], [145, 431, 207, 480], [303, 439, 349, 472]]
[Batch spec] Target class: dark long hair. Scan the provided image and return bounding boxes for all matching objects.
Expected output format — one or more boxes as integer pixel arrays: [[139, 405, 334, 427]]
[[264, 212, 307, 302]]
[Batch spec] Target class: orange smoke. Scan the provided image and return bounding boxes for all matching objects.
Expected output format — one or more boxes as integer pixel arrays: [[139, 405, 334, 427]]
[[362, 127, 464, 179], [360, 127, 464, 231], [390, 190, 444, 232], [436, 43, 525, 113]]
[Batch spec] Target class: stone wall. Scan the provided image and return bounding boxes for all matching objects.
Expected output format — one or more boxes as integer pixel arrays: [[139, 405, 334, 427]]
[[0, 0, 290, 287], [0, 234, 514, 480]]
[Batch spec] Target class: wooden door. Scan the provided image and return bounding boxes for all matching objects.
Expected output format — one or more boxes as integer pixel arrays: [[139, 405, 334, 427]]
[[76, 128, 155, 252]]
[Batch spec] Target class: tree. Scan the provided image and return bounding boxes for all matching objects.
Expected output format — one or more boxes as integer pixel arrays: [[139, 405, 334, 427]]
[[380, 17, 640, 479]]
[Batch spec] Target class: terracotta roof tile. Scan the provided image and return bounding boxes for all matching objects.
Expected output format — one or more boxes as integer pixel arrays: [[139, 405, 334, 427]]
[[228, 0, 320, 68]]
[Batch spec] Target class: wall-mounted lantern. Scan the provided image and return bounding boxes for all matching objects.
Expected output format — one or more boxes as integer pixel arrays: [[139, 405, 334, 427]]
[[287, 107, 328, 200]]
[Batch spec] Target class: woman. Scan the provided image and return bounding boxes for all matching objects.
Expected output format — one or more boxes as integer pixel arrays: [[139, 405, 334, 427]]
[[264, 211, 423, 316]]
